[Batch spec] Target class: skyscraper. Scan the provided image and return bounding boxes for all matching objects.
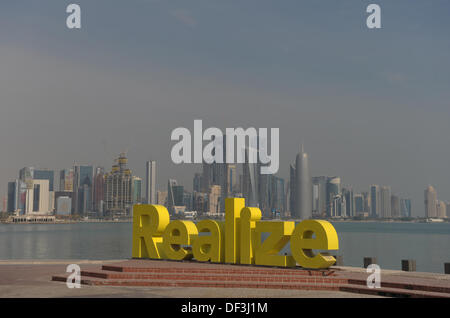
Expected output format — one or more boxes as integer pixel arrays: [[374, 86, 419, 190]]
[[132, 176, 142, 204], [193, 173, 202, 192], [391, 195, 400, 218], [292, 145, 312, 219], [424, 185, 437, 218], [208, 185, 222, 214], [370, 185, 381, 218], [33, 169, 54, 192], [59, 169, 74, 192], [289, 165, 296, 216], [227, 164, 237, 194], [72, 164, 94, 215], [200, 137, 229, 211], [104, 153, 135, 217], [242, 149, 259, 208], [93, 167, 105, 214], [167, 179, 180, 214], [312, 176, 328, 216], [342, 187, 354, 217], [145, 161, 156, 205], [380, 186, 392, 218], [24, 179, 50, 214], [327, 177, 341, 216], [7, 179, 20, 213], [400, 198, 412, 218], [437, 200, 447, 219], [270, 176, 285, 216], [354, 193, 364, 215]]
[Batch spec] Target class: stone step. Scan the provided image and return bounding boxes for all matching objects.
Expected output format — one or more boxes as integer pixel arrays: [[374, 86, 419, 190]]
[[340, 285, 450, 299], [101, 264, 336, 277], [347, 278, 450, 294], [80, 270, 348, 284], [52, 275, 343, 291]]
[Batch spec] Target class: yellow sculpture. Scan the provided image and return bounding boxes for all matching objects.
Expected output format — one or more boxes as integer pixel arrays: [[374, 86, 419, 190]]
[[132, 198, 339, 269]]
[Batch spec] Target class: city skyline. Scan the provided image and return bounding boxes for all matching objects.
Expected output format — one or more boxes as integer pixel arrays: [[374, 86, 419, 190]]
[[5, 148, 447, 219], [1, 1, 450, 217]]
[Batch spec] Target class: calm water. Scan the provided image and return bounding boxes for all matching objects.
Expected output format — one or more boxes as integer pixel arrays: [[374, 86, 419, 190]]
[[0, 221, 449, 273]]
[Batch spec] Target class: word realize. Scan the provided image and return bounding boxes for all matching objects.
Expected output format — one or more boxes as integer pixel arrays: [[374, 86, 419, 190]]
[[132, 198, 339, 269]]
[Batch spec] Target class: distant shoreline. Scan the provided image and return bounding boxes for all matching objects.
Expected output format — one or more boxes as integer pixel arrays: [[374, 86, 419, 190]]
[[1, 218, 448, 225]]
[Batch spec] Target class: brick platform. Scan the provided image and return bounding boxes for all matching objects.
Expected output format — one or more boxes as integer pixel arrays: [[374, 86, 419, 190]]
[[51, 259, 450, 298]]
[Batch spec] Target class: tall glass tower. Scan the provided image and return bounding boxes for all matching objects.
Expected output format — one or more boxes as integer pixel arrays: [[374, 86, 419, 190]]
[[294, 145, 312, 219]]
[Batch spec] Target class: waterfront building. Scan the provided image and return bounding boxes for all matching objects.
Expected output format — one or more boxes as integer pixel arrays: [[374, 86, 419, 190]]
[[342, 187, 354, 217], [200, 138, 229, 211], [93, 167, 105, 214], [242, 149, 260, 208], [289, 165, 296, 216], [104, 153, 135, 217], [312, 176, 328, 217], [424, 185, 438, 218], [208, 185, 222, 214], [56, 196, 72, 215], [326, 177, 341, 217], [132, 176, 142, 205], [380, 186, 392, 218], [33, 169, 55, 192], [7, 179, 20, 213], [291, 145, 312, 219], [271, 176, 286, 216], [24, 179, 50, 214], [437, 200, 447, 219], [193, 173, 202, 193], [72, 164, 94, 215], [329, 194, 346, 218], [167, 179, 184, 214], [59, 169, 74, 192], [157, 191, 168, 206], [193, 191, 208, 215], [370, 185, 381, 218], [227, 164, 237, 194], [183, 191, 193, 211], [400, 198, 412, 218], [391, 195, 400, 218], [19, 167, 34, 184], [145, 161, 156, 204], [354, 193, 364, 215]]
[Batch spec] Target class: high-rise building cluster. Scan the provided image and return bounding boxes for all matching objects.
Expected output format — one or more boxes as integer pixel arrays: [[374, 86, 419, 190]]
[[6, 153, 142, 218], [6, 145, 446, 220], [424, 185, 448, 219]]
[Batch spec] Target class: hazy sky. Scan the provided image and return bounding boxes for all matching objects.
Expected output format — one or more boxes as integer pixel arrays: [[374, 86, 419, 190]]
[[1, 1, 449, 216]]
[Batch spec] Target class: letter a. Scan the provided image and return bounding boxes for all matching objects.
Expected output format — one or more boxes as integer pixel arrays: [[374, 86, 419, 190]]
[[66, 4, 81, 29], [366, 264, 381, 289], [366, 4, 381, 29]]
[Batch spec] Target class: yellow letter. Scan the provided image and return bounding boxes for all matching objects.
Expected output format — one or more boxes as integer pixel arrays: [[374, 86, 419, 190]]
[[192, 220, 224, 263], [132, 204, 170, 259], [290, 220, 339, 269], [254, 221, 296, 267], [240, 207, 261, 264], [162, 220, 198, 260], [225, 198, 245, 264]]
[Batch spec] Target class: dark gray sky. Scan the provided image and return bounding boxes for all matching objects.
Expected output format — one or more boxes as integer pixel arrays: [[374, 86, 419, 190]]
[[1, 0, 449, 216]]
